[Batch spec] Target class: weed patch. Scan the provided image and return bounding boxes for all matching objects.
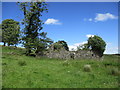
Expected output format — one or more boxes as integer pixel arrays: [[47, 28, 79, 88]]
[[18, 61, 27, 66]]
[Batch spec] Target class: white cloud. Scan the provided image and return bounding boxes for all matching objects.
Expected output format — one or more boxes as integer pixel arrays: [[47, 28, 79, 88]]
[[68, 45, 77, 51], [45, 18, 62, 25], [68, 34, 95, 51], [86, 34, 94, 38], [68, 41, 87, 51], [84, 13, 117, 22], [84, 18, 92, 21], [88, 18, 92, 21], [95, 13, 117, 22]]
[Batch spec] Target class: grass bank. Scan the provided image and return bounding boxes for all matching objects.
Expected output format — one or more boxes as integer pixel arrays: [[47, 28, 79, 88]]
[[2, 46, 119, 88]]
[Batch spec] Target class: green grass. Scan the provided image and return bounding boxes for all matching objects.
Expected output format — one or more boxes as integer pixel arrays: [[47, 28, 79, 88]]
[[2, 46, 120, 88]]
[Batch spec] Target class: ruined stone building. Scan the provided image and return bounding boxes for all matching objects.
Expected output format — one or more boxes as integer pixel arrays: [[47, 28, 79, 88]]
[[44, 43, 100, 60]]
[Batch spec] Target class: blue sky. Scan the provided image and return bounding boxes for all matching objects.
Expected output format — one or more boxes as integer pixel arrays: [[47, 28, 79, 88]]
[[2, 2, 118, 54]]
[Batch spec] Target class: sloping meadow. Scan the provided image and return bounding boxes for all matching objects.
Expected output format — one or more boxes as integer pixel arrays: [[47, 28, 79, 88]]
[[2, 46, 119, 88]]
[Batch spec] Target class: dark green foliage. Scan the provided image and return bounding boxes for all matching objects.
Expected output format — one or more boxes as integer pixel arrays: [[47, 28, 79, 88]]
[[88, 35, 106, 57], [17, 1, 51, 56], [35, 32, 53, 55], [53, 42, 63, 51], [1, 19, 20, 46], [0, 28, 2, 42], [52, 40, 69, 51], [58, 40, 69, 51]]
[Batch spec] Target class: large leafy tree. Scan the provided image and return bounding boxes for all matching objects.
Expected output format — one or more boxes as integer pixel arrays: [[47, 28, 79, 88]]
[[87, 35, 106, 57], [1, 19, 20, 46], [18, 1, 51, 55], [0, 26, 2, 43]]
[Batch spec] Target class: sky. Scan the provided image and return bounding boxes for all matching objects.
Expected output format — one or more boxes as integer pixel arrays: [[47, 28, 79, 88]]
[[2, 2, 119, 54]]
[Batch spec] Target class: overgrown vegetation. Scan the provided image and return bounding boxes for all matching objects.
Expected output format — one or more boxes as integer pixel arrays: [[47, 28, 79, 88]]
[[50, 40, 69, 51], [88, 35, 106, 57], [2, 46, 119, 88]]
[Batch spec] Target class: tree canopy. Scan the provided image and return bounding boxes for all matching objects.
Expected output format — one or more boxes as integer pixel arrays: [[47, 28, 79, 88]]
[[1, 19, 20, 46], [87, 35, 106, 57]]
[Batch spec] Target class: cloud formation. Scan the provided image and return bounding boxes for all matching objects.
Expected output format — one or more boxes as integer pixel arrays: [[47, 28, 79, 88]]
[[45, 18, 62, 25], [68, 41, 87, 51], [95, 13, 118, 22], [84, 13, 117, 22], [88, 18, 92, 21]]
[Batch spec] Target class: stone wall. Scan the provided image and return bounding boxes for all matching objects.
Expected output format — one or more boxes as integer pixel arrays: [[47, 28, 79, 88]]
[[44, 49, 99, 60]]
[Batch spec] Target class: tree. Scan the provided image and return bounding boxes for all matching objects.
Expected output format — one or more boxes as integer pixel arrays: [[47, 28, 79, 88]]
[[0, 25, 2, 43], [17, 1, 49, 55], [1, 19, 20, 46], [52, 40, 69, 51], [87, 35, 106, 57]]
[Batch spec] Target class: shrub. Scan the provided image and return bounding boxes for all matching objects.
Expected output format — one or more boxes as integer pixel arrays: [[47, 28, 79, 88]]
[[108, 68, 120, 76], [83, 64, 92, 72], [18, 61, 27, 66]]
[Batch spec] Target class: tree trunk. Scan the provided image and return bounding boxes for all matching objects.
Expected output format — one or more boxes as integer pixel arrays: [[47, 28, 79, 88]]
[[28, 49, 31, 54], [3, 42, 5, 46], [8, 43, 10, 46]]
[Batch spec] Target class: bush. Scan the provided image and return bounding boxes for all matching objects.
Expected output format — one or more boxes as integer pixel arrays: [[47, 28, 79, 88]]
[[83, 64, 92, 72], [18, 61, 27, 66], [108, 68, 120, 76]]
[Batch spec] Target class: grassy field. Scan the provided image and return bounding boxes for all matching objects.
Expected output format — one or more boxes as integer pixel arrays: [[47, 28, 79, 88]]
[[2, 46, 120, 88]]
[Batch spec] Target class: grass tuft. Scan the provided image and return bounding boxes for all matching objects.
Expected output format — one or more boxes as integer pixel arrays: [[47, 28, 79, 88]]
[[83, 64, 92, 72], [18, 60, 27, 66], [108, 68, 120, 76]]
